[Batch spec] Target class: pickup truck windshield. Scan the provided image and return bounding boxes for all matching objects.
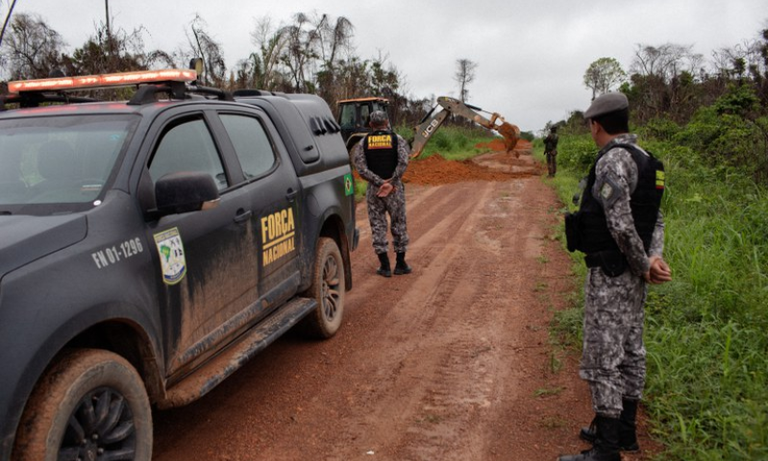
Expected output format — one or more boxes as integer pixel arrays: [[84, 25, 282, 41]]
[[0, 114, 134, 208]]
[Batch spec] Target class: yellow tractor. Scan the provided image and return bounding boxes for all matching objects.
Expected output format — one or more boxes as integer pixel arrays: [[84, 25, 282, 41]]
[[336, 97, 390, 152]]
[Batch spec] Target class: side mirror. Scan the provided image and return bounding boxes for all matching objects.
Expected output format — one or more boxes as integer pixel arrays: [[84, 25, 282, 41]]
[[154, 171, 220, 216]]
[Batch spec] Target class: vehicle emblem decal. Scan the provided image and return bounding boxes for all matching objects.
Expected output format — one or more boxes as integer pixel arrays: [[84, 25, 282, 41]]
[[154, 227, 186, 285], [344, 173, 354, 196]]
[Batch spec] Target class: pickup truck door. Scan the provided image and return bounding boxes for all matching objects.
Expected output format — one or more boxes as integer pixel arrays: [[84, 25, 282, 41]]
[[215, 110, 302, 301], [145, 111, 261, 377]]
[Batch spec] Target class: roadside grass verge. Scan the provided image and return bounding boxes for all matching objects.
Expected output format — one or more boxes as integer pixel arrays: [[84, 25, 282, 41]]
[[542, 134, 768, 460]]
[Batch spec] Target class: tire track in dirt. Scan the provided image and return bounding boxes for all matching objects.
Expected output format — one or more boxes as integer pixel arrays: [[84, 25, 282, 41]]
[[327, 180, 532, 460], [153, 152, 663, 461], [389, 180, 532, 461]]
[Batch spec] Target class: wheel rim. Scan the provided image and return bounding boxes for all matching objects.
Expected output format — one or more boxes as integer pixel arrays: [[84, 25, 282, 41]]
[[321, 253, 342, 322], [58, 387, 137, 461]]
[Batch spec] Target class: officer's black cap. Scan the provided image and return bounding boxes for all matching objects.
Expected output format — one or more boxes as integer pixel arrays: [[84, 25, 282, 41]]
[[584, 92, 628, 119]]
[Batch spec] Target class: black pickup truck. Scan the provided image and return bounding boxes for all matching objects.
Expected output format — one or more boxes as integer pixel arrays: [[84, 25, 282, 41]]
[[0, 70, 358, 460]]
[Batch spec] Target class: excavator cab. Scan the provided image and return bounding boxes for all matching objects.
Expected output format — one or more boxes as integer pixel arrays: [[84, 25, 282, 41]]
[[337, 97, 389, 151]]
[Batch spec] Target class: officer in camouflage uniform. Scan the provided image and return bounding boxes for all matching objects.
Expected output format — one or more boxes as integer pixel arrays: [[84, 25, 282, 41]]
[[560, 93, 672, 461], [544, 126, 559, 177], [352, 111, 412, 277]]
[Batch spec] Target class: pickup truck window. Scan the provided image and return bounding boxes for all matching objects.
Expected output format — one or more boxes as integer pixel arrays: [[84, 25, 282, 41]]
[[0, 115, 131, 206], [149, 118, 228, 190], [220, 114, 276, 180]]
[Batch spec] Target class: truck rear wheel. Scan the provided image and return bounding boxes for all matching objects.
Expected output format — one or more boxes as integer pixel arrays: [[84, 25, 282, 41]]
[[13, 349, 152, 461], [301, 237, 345, 339]]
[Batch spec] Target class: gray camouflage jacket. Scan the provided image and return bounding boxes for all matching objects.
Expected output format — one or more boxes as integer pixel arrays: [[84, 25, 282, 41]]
[[592, 133, 665, 276]]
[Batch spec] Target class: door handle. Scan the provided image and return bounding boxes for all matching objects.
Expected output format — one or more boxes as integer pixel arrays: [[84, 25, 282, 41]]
[[234, 209, 253, 224], [286, 188, 298, 202]]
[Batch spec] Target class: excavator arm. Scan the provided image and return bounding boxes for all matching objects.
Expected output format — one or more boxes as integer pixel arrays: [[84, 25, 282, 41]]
[[411, 96, 520, 159]]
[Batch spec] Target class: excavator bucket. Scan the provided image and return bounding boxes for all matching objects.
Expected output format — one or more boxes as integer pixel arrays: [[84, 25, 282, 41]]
[[497, 121, 521, 157]]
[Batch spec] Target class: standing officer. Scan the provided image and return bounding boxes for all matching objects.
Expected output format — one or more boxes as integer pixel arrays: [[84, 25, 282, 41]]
[[351, 110, 412, 277], [544, 126, 559, 177], [560, 92, 672, 461]]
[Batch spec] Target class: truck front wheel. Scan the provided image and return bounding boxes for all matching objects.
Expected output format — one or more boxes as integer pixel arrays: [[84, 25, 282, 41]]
[[301, 237, 345, 339], [13, 349, 152, 461]]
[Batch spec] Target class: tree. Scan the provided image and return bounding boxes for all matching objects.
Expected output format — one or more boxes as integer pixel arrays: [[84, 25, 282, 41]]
[[244, 16, 290, 91], [631, 43, 701, 83], [67, 24, 157, 76], [626, 43, 705, 123], [186, 15, 226, 87], [0, 12, 65, 80], [280, 12, 322, 93], [583, 57, 626, 99], [454, 58, 477, 102], [314, 14, 354, 105]]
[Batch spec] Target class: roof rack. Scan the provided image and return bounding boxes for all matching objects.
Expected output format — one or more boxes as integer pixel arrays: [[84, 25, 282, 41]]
[[127, 83, 234, 105], [233, 89, 283, 97]]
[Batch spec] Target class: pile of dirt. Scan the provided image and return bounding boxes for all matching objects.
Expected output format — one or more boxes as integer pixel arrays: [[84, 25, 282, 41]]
[[354, 138, 542, 186], [476, 138, 533, 152], [404, 144, 543, 185], [403, 154, 514, 185]]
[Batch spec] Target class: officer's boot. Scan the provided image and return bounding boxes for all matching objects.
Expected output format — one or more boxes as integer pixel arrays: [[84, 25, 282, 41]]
[[393, 252, 412, 275], [559, 415, 621, 461], [376, 253, 392, 278], [579, 399, 640, 452]]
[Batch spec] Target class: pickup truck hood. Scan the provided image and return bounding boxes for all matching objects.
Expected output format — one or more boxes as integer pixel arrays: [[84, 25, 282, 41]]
[[0, 215, 87, 276]]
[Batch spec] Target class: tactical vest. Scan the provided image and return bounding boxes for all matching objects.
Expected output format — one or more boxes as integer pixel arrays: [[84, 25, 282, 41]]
[[570, 143, 664, 256], [363, 130, 399, 179], [544, 134, 558, 151]]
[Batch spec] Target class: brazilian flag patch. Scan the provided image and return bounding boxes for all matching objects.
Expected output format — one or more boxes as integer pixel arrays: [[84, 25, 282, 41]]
[[344, 173, 354, 196], [656, 170, 665, 190]]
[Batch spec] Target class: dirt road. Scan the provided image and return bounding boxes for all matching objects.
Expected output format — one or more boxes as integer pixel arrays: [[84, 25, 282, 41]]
[[152, 146, 656, 460]]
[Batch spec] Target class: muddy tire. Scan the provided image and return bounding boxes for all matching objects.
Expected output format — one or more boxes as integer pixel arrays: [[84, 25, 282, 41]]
[[301, 237, 345, 339], [13, 349, 152, 461]]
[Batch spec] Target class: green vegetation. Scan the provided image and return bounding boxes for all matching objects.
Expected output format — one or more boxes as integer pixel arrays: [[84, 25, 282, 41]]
[[541, 86, 768, 459], [534, 24, 768, 459], [397, 124, 499, 161]]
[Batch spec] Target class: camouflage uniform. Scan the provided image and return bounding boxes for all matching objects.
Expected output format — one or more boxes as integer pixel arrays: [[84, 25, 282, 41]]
[[579, 133, 665, 418], [351, 134, 411, 255], [544, 131, 559, 177]]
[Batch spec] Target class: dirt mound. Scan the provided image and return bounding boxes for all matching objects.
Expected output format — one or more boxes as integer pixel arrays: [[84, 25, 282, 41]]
[[475, 138, 533, 152], [404, 150, 544, 185]]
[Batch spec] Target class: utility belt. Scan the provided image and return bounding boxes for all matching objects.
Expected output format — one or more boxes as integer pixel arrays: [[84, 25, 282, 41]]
[[584, 250, 628, 277]]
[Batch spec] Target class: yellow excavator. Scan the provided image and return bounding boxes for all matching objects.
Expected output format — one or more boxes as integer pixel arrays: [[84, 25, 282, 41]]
[[337, 95, 519, 158]]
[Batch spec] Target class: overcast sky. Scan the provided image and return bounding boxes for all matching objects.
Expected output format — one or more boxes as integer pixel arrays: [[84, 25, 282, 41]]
[[3, 0, 766, 132]]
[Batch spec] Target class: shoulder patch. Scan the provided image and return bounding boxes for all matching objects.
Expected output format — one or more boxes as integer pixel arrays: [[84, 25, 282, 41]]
[[595, 174, 624, 208], [600, 182, 614, 201]]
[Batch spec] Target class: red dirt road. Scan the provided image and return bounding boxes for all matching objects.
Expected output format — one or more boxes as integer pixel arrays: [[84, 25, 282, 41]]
[[152, 146, 658, 460]]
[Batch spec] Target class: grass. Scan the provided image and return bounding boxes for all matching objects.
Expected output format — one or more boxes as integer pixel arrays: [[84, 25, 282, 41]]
[[541, 135, 768, 460], [397, 124, 500, 161]]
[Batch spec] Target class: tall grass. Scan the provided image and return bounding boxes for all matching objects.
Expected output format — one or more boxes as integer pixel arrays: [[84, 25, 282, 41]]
[[545, 130, 768, 460]]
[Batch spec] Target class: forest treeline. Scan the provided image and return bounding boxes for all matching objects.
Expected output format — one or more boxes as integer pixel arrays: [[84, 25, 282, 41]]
[[0, 11, 432, 127], [1, 9, 767, 167], [555, 26, 768, 184]]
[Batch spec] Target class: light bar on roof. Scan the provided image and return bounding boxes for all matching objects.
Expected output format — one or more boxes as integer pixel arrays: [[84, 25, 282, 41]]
[[8, 69, 197, 93]]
